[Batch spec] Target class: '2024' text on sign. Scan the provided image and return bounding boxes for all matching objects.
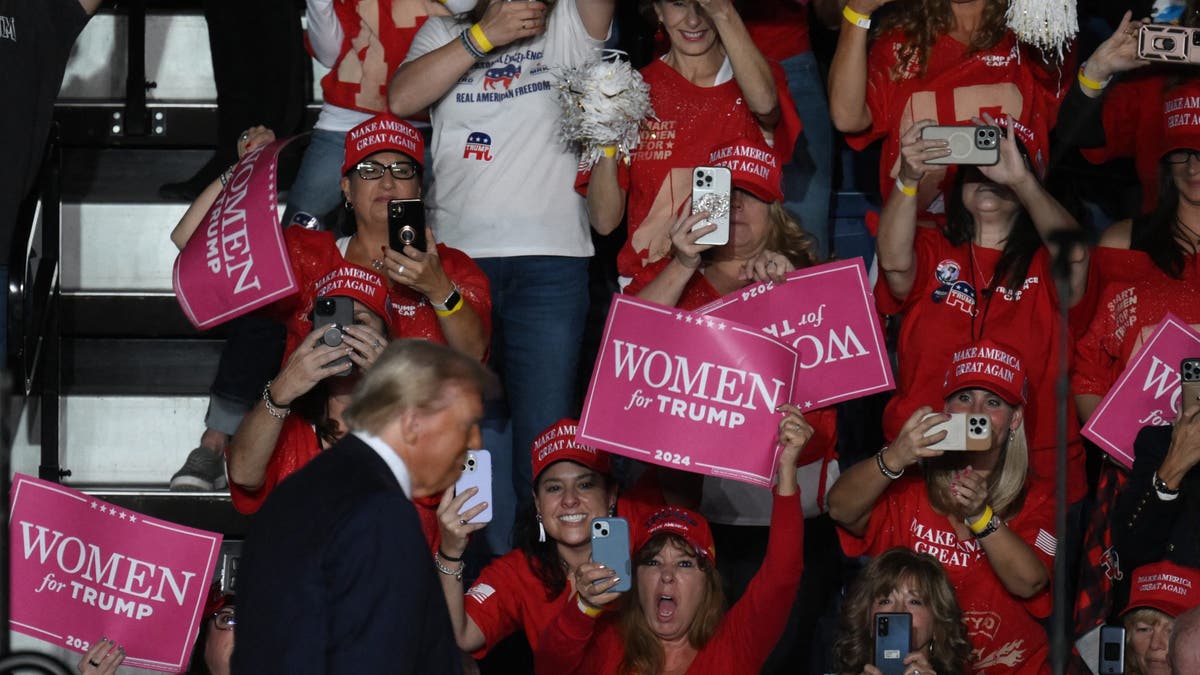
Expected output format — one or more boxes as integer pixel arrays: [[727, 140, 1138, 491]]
[[9, 474, 222, 673]]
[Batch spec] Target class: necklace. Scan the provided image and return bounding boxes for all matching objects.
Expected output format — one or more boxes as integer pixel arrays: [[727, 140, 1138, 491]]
[[1177, 217, 1200, 249], [967, 241, 997, 341]]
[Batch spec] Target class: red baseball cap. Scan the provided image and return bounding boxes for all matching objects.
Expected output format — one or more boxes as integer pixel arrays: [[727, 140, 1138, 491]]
[[1123, 561, 1200, 618], [708, 138, 784, 203], [532, 418, 612, 480], [942, 338, 1027, 406], [313, 262, 393, 324], [1161, 81, 1200, 157], [342, 114, 425, 176], [635, 506, 716, 563]]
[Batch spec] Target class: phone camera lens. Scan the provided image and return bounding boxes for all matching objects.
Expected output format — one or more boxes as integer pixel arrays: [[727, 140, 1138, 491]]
[[696, 180, 704, 187], [594, 522, 602, 530], [316, 299, 334, 314], [1159, 37, 1177, 50]]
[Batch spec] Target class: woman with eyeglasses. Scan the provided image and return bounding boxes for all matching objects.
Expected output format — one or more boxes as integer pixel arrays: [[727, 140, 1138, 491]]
[[170, 114, 490, 528]]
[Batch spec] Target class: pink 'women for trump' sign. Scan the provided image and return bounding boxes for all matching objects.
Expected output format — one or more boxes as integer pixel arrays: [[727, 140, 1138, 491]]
[[9, 474, 222, 673], [1082, 314, 1200, 468], [578, 296, 799, 487], [695, 258, 894, 410], [173, 137, 299, 329]]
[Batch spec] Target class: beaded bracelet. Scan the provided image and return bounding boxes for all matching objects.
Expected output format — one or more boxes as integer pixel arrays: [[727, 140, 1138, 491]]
[[261, 379, 290, 420], [459, 29, 487, 61], [433, 552, 465, 581], [876, 446, 903, 480]]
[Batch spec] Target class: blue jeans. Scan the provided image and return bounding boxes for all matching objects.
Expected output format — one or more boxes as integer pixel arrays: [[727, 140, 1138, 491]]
[[475, 255, 590, 554], [782, 51, 833, 259], [282, 128, 347, 227]]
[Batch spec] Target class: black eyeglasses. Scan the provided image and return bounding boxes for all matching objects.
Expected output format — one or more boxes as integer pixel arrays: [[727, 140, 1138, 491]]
[[355, 160, 419, 180], [211, 608, 236, 631], [1164, 149, 1200, 165]]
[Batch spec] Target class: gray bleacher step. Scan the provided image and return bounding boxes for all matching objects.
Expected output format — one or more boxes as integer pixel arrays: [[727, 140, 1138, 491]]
[[63, 338, 221, 395], [75, 487, 250, 537], [61, 294, 224, 338]]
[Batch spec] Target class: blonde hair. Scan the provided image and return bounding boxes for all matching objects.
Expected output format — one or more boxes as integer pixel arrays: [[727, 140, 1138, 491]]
[[343, 339, 494, 435], [925, 417, 1029, 519], [766, 202, 823, 268]]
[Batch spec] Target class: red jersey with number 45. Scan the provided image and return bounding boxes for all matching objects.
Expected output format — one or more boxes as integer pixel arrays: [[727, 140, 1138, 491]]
[[838, 475, 1056, 674]]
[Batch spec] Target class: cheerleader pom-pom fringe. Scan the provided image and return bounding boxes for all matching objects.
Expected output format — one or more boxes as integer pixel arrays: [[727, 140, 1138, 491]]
[[1005, 0, 1078, 61], [557, 50, 655, 169]]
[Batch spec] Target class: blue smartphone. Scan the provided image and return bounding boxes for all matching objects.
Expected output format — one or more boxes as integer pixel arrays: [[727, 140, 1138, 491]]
[[454, 450, 492, 524], [590, 517, 632, 593], [874, 612, 912, 675]]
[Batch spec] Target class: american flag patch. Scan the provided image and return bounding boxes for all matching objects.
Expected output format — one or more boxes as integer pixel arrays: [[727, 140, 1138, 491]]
[[1035, 529, 1057, 557], [466, 583, 496, 604]]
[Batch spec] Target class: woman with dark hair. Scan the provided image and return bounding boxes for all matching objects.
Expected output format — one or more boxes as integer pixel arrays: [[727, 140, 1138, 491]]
[[829, 340, 1057, 673], [433, 419, 662, 662], [586, 0, 800, 281], [832, 547, 972, 675], [876, 114, 1089, 510], [1074, 79, 1200, 423], [827, 0, 1068, 211], [533, 406, 812, 675]]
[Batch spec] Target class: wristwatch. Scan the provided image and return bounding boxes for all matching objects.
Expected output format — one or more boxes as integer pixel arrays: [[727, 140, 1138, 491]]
[[432, 286, 462, 312], [1153, 471, 1181, 501]]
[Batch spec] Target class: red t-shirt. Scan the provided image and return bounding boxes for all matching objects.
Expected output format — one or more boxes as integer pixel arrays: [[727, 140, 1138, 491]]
[[600, 59, 801, 278], [269, 227, 492, 365], [1079, 73, 1168, 215], [838, 476, 1055, 674], [852, 30, 1068, 216], [743, 0, 810, 62], [1072, 247, 1200, 398], [533, 492, 805, 675], [463, 484, 667, 659], [876, 227, 1085, 503], [319, 0, 432, 113]]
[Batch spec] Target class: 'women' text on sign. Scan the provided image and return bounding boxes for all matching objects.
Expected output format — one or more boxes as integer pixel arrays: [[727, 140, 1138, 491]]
[[578, 296, 798, 487], [9, 474, 222, 673]]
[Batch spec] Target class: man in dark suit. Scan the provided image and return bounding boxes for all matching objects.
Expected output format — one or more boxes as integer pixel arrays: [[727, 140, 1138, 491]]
[[232, 339, 490, 674]]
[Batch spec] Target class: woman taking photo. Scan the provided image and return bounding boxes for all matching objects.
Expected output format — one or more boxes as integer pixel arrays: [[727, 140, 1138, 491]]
[[832, 547, 972, 675], [588, 0, 798, 281], [828, 340, 1056, 673], [533, 406, 812, 675], [827, 0, 1066, 209], [433, 419, 663, 660], [876, 114, 1088, 510], [389, 0, 615, 544]]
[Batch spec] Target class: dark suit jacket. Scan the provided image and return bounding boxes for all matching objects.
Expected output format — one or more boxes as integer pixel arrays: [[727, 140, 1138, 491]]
[[1112, 424, 1200, 571], [231, 434, 460, 675]]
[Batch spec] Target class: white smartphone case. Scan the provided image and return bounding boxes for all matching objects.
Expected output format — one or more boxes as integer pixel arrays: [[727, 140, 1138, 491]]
[[454, 450, 493, 524], [691, 166, 731, 246]]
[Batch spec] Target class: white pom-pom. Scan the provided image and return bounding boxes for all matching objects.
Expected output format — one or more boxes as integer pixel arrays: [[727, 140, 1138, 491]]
[[1005, 0, 1078, 61], [556, 50, 655, 169]]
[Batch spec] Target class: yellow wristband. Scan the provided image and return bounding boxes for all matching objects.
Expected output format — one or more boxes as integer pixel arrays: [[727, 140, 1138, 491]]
[[469, 23, 494, 53], [576, 594, 603, 618], [894, 177, 918, 197], [1077, 65, 1108, 92], [434, 293, 465, 318], [602, 145, 617, 158], [967, 505, 994, 534], [842, 5, 872, 30]]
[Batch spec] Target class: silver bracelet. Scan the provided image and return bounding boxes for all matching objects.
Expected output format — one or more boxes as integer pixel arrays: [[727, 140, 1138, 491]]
[[261, 379, 290, 420], [433, 552, 465, 581], [876, 446, 904, 480]]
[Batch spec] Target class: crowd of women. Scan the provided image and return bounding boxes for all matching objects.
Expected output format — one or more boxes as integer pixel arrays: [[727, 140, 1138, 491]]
[[141, 0, 1200, 673]]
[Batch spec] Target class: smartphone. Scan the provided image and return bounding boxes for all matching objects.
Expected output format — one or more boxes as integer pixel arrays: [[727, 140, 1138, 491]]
[[1099, 625, 1126, 674], [873, 612, 912, 675], [1181, 358, 1200, 412], [590, 517, 632, 593], [454, 450, 493, 524], [1138, 23, 1200, 63], [691, 166, 731, 246], [388, 198, 427, 253], [920, 125, 1001, 165], [312, 295, 354, 372], [921, 412, 992, 451]]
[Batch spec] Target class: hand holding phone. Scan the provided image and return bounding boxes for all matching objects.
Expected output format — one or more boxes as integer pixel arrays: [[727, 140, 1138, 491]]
[[1139, 23, 1200, 63], [873, 612, 912, 675], [1181, 358, 1200, 413], [312, 296, 354, 374]]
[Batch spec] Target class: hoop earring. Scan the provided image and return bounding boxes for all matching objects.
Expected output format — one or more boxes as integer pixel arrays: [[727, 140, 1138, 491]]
[[537, 514, 546, 543]]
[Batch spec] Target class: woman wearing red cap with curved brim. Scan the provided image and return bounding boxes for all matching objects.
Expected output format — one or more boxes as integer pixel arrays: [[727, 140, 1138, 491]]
[[532, 406, 812, 675], [829, 339, 1056, 674]]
